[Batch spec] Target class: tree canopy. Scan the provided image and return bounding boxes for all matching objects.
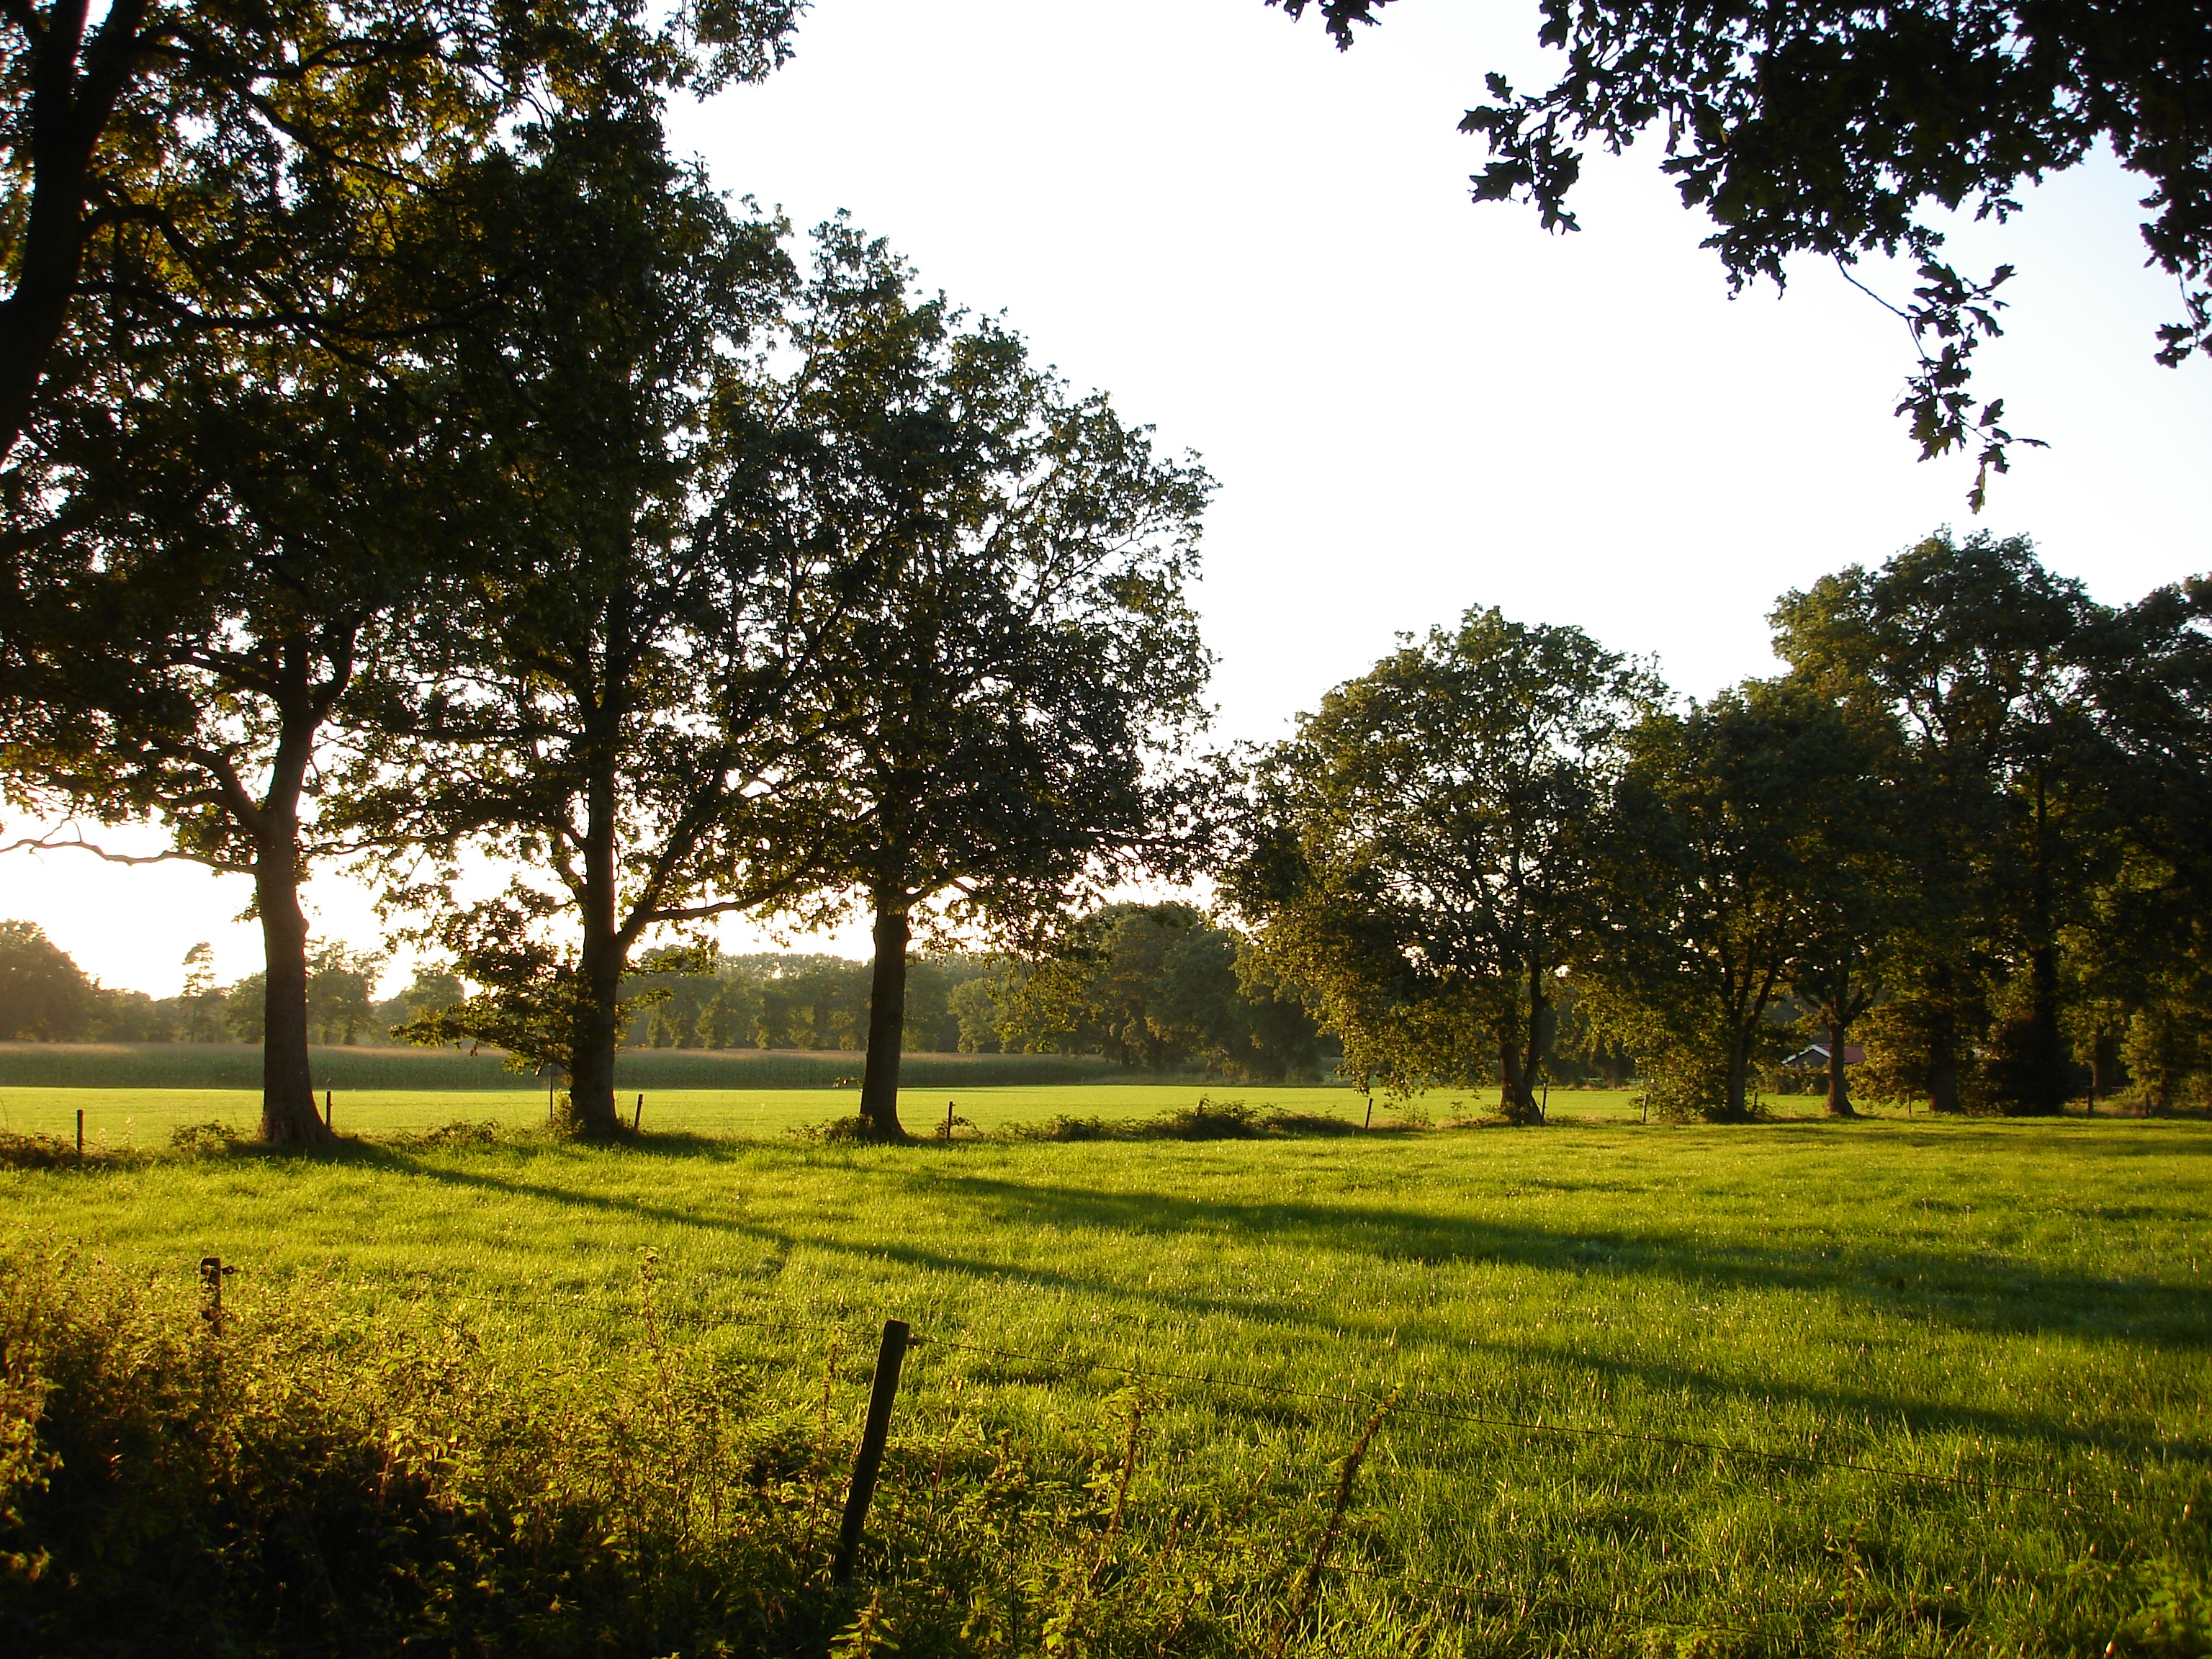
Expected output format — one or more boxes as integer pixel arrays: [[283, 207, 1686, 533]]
[[1269, 0, 2211, 504], [1232, 608, 1654, 1120], [760, 228, 1216, 1139], [0, 0, 801, 458]]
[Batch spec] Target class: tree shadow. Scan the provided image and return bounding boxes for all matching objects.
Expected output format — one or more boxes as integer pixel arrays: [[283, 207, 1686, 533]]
[[308, 1139, 2212, 1467], [919, 1168, 2212, 1346]]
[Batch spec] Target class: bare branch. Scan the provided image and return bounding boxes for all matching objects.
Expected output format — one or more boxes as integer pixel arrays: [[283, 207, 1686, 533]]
[[0, 833, 250, 873]]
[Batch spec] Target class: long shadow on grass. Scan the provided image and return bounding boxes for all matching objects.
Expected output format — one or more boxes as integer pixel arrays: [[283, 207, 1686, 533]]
[[338, 1139, 2212, 1357], [920, 1169, 2212, 1349], [333, 1141, 2212, 1464]]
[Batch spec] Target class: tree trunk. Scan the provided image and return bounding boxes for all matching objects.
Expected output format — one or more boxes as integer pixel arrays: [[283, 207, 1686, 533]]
[[1497, 1033, 1537, 1124], [2018, 942, 2069, 1115], [1823, 1016, 1856, 1118], [2006, 765, 2069, 1115], [565, 763, 626, 1137], [858, 902, 910, 1139], [1724, 1033, 1751, 1120], [1, 0, 152, 459], [1521, 962, 1549, 1124], [2088, 1028, 2116, 1112], [255, 846, 329, 1146], [1926, 997, 1963, 1114]]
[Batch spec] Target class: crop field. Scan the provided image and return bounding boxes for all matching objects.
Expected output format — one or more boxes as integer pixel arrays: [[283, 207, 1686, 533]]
[[5, 1105, 2210, 1655]]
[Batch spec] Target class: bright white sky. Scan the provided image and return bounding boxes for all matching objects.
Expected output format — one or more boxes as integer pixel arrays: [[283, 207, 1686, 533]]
[[6, 0, 2208, 997]]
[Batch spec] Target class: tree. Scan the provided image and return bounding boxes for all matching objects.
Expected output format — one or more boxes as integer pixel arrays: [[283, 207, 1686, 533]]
[[990, 904, 1325, 1080], [0, 919, 91, 1038], [1773, 530, 2128, 1113], [1233, 608, 1654, 1121], [305, 943, 382, 1045], [770, 228, 1215, 1140], [338, 117, 859, 1137], [0, 0, 800, 459], [0, 200, 470, 1141], [177, 942, 225, 1043], [1267, 0, 2210, 503], [1781, 751, 1905, 1118], [1588, 685, 1880, 1120]]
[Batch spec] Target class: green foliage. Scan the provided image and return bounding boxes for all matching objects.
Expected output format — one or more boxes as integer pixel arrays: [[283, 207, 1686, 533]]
[[1268, 0, 2211, 500], [1589, 685, 1889, 1122], [1233, 608, 1653, 1120], [1774, 530, 2202, 1116], [0, 1246, 1290, 1658], [994, 904, 1327, 1082], [0, 0, 803, 456], [738, 219, 1217, 1136], [0, 922, 91, 1041]]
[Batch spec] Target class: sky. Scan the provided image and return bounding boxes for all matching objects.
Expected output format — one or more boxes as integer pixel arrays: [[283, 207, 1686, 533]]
[[6, 0, 2208, 997]]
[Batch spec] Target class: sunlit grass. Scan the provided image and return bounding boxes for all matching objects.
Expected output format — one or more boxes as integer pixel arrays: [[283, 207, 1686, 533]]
[[0, 1082, 1654, 1144], [6, 1112, 2208, 1653]]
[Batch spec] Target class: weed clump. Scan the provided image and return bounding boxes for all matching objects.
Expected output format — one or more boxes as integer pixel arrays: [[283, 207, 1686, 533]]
[[0, 1246, 1301, 1658], [168, 1120, 252, 1156], [0, 1133, 92, 1172], [1004, 1096, 1405, 1143], [376, 1118, 508, 1151]]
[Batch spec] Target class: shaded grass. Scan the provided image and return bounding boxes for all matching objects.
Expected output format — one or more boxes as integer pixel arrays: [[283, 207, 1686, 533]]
[[4, 1115, 2210, 1654]]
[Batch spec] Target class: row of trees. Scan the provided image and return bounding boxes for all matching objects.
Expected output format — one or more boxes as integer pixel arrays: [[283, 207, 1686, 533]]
[[0, 929, 429, 1048], [12, 526, 2208, 1120], [2, 917, 1331, 1086], [1232, 532, 2212, 1120], [9, 0, 2204, 1142], [1, 50, 1215, 1141]]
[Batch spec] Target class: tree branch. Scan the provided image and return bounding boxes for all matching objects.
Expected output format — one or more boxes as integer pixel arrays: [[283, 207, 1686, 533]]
[[0, 832, 251, 873]]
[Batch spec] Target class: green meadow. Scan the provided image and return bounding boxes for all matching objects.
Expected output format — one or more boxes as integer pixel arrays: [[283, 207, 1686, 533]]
[[0, 1080, 1648, 1145], [6, 1102, 2210, 1654]]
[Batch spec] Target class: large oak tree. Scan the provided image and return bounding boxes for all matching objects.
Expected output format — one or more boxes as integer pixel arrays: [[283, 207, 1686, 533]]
[[333, 117, 863, 1138], [1233, 608, 1655, 1123], [771, 228, 1216, 1140]]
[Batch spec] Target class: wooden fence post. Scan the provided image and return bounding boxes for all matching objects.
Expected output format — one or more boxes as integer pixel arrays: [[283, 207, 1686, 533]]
[[634, 1094, 644, 1132], [832, 1318, 911, 1583], [198, 1256, 233, 1335], [76, 1107, 84, 1157], [323, 1090, 333, 1130]]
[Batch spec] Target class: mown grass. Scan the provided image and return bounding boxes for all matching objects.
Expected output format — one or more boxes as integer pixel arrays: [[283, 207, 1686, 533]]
[[5, 1113, 2210, 1655], [0, 1082, 1650, 1146]]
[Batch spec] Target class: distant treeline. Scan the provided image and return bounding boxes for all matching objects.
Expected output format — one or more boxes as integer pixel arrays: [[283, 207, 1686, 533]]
[[0, 1042, 1111, 1092], [617, 905, 1346, 1082], [0, 906, 1352, 1083]]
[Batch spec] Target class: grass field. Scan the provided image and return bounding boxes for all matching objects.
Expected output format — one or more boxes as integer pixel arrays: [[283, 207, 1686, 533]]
[[6, 1101, 2209, 1654], [0, 1040, 1121, 1092], [0, 1080, 1648, 1145]]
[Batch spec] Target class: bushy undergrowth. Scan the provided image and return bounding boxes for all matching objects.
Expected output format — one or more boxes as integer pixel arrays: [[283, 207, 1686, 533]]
[[0, 1248, 1336, 1658], [1003, 1097, 1398, 1143]]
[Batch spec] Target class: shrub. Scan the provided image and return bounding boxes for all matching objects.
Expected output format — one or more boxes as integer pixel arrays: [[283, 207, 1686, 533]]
[[0, 1246, 1303, 1658]]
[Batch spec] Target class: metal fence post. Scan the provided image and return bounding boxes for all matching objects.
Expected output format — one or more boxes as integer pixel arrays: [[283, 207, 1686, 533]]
[[832, 1318, 911, 1583]]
